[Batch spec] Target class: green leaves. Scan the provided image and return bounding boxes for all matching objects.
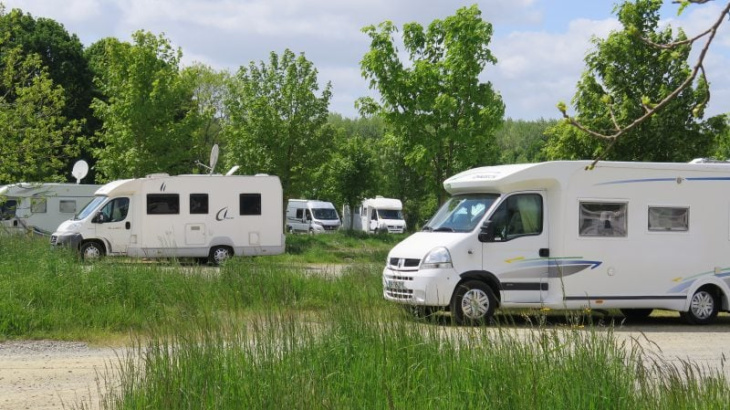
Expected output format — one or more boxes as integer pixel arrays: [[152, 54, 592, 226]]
[[360, 5, 504, 203]]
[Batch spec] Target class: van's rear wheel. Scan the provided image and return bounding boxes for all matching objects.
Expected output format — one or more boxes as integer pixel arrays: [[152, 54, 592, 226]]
[[681, 288, 719, 325], [80, 241, 104, 261], [451, 280, 496, 325], [209, 246, 233, 265]]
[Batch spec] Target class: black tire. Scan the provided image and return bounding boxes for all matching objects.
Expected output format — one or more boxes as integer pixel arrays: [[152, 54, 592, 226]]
[[620, 308, 653, 319], [287, 225, 294, 234], [208, 246, 232, 265], [80, 241, 105, 261], [681, 288, 719, 325], [450, 280, 497, 325]]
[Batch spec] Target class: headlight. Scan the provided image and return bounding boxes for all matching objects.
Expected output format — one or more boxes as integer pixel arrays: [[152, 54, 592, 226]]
[[421, 247, 453, 269]]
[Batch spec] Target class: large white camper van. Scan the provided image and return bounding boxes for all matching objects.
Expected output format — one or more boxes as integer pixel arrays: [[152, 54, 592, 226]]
[[383, 160, 730, 325], [0, 183, 100, 235], [344, 197, 406, 233], [51, 173, 285, 263], [286, 199, 341, 234]]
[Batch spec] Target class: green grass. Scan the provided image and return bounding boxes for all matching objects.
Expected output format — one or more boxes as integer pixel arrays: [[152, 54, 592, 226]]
[[2, 234, 729, 409], [0, 233, 391, 340]]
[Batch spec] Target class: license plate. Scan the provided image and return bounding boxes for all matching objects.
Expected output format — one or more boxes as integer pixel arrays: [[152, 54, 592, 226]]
[[385, 280, 405, 290]]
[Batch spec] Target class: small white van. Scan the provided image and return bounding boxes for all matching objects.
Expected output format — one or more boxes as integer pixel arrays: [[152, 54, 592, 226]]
[[286, 199, 341, 234], [383, 160, 730, 325], [51, 173, 284, 263], [344, 197, 406, 234], [1, 183, 100, 235]]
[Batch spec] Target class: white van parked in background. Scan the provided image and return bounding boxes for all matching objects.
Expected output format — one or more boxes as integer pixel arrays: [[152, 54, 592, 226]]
[[344, 196, 406, 234], [51, 173, 284, 264], [286, 199, 341, 234], [1, 183, 100, 235], [383, 160, 730, 325]]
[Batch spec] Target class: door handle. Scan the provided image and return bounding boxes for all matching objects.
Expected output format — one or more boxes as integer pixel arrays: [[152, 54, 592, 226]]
[[126, 222, 131, 230], [539, 248, 550, 257]]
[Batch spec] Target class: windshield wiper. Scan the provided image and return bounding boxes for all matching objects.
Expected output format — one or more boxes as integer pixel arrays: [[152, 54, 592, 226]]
[[433, 227, 454, 232], [421, 225, 433, 232]]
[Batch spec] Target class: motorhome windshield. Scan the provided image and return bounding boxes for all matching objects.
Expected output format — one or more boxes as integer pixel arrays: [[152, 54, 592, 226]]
[[312, 208, 339, 220], [378, 209, 403, 220], [75, 196, 106, 220], [423, 193, 499, 232]]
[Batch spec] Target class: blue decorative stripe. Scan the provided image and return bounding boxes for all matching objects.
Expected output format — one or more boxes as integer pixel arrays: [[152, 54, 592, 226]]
[[598, 176, 730, 186]]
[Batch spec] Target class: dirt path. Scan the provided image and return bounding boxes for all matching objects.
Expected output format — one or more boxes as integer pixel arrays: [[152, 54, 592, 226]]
[[0, 341, 122, 410]]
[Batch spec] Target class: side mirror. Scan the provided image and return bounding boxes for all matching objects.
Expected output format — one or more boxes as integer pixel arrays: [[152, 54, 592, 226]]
[[478, 221, 495, 243], [93, 212, 107, 224]]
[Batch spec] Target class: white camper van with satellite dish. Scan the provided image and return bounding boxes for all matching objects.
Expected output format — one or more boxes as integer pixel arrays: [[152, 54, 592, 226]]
[[51, 146, 285, 263], [345, 197, 406, 234], [383, 160, 730, 325], [286, 199, 341, 234], [0, 161, 100, 235]]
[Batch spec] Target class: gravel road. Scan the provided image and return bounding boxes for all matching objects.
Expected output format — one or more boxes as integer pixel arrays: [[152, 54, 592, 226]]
[[2, 315, 730, 409]]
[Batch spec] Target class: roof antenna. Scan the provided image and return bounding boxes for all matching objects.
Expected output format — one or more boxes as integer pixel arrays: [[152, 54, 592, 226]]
[[195, 144, 219, 175], [71, 160, 89, 184]]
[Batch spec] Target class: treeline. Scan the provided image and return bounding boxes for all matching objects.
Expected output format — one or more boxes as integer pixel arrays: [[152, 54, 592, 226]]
[[1, 2, 728, 228]]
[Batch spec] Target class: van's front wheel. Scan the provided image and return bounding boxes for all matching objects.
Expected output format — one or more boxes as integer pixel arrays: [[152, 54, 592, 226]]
[[451, 280, 496, 325], [80, 241, 105, 261]]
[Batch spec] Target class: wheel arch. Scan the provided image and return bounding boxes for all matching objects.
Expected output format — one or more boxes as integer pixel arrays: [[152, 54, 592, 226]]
[[456, 270, 503, 306], [683, 279, 730, 313]]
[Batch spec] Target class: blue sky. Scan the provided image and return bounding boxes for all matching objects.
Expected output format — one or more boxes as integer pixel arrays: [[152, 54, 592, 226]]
[[3, 0, 728, 120]]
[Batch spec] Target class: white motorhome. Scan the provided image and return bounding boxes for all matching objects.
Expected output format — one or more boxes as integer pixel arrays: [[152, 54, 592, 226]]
[[50, 173, 285, 263], [286, 199, 341, 234], [0, 183, 100, 235], [383, 160, 730, 325], [344, 196, 406, 234]]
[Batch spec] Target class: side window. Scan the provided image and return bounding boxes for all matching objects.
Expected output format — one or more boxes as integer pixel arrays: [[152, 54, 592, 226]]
[[190, 194, 208, 214], [371, 209, 377, 221], [240, 194, 261, 215], [490, 194, 543, 241], [579, 202, 627, 237], [648, 206, 688, 231], [296, 208, 304, 219], [1, 199, 18, 220], [31, 197, 47, 213], [100, 198, 130, 222], [147, 194, 179, 215], [60, 200, 76, 214]]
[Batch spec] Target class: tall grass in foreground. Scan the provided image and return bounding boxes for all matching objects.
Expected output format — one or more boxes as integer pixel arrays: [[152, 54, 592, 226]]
[[100, 306, 730, 409], [0, 235, 385, 339]]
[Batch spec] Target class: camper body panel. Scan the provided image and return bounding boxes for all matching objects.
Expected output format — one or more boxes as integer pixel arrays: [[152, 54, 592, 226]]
[[0, 183, 100, 235], [285, 199, 341, 233], [51, 174, 284, 259], [383, 161, 730, 321]]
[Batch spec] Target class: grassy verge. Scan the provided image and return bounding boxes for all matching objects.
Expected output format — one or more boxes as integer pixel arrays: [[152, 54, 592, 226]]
[[0, 233, 391, 340]]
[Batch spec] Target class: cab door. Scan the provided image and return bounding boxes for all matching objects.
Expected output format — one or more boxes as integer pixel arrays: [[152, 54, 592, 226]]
[[482, 192, 549, 303], [94, 197, 132, 254]]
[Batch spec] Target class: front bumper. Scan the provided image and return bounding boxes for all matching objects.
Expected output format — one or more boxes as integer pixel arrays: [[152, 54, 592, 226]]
[[50, 232, 83, 249], [382, 265, 458, 307]]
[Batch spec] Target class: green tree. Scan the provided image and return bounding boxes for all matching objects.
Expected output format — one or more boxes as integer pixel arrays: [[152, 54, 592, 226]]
[[0, 41, 82, 183], [223, 49, 333, 199], [0, 5, 93, 180], [90, 31, 201, 180], [359, 5, 505, 204], [495, 118, 555, 164], [547, 0, 716, 162]]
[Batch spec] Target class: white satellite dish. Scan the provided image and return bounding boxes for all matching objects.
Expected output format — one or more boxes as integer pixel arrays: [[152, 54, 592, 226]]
[[225, 165, 240, 176], [209, 144, 219, 175], [71, 160, 89, 184]]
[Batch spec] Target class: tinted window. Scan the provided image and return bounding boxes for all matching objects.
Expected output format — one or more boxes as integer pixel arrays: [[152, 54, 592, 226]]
[[489, 194, 543, 240], [240, 194, 261, 215], [648, 206, 688, 231], [190, 194, 208, 214], [147, 194, 179, 215], [31, 198, 47, 213], [60, 200, 76, 213]]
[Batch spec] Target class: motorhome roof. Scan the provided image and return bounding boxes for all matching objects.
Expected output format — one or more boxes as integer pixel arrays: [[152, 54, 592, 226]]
[[0, 183, 99, 197], [444, 160, 730, 194]]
